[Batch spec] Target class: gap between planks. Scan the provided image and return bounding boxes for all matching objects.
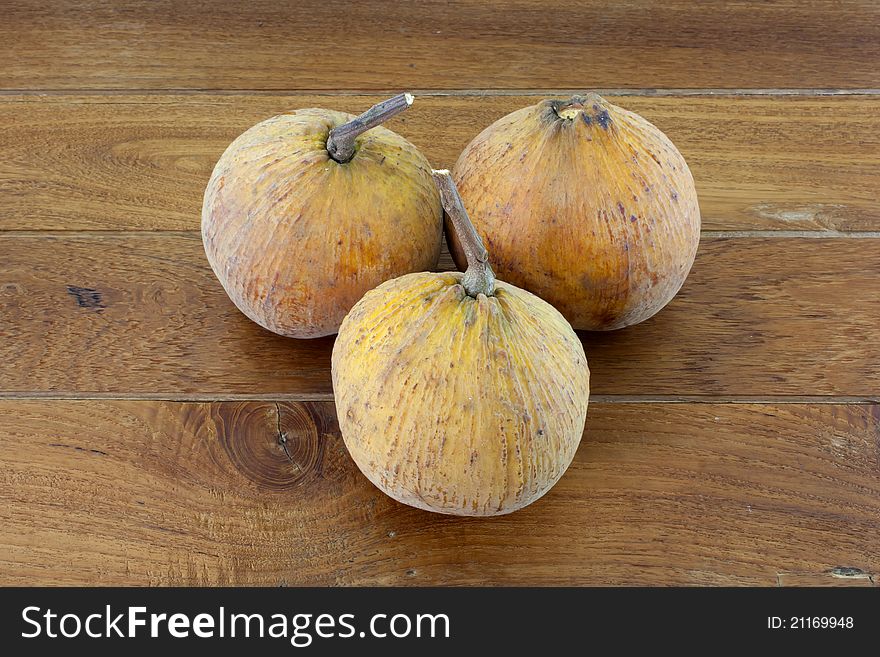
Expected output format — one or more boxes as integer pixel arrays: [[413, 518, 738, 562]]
[[0, 393, 876, 404], [1, 88, 880, 98]]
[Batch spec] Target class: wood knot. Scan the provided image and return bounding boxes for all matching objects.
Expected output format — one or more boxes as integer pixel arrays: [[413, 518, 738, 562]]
[[218, 402, 324, 491]]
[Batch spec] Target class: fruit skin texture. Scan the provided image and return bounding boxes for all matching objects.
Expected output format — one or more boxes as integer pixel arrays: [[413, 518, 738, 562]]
[[332, 271, 590, 516], [202, 109, 442, 338], [450, 93, 701, 331]]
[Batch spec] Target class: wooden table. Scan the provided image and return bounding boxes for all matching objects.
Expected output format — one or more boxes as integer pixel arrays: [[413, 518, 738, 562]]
[[1, 1, 878, 586]]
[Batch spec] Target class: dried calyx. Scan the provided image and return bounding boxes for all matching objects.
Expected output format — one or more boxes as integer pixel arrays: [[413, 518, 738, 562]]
[[327, 92, 414, 163], [548, 93, 612, 129], [431, 169, 496, 297]]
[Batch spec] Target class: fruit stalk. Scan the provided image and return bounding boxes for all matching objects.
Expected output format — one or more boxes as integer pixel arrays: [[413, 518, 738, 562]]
[[431, 169, 496, 297], [327, 92, 414, 163]]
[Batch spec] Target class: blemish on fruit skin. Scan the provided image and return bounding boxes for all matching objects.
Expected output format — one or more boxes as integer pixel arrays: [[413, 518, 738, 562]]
[[617, 202, 626, 217], [630, 215, 638, 223], [595, 110, 611, 130]]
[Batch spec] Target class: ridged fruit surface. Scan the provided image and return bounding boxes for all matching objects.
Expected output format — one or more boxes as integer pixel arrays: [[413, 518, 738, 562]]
[[202, 108, 442, 338], [332, 271, 590, 516], [450, 93, 700, 331]]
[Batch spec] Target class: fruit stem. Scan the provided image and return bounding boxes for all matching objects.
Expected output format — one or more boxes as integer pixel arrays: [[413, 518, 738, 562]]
[[327, 92, 414, 163], [431, 169, 496, 297]]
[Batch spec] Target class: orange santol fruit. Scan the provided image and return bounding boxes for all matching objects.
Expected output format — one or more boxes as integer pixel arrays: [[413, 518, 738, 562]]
[[451, 93, 701, 331], [332, 171, 589, 516], [202, 93, 442, 338]]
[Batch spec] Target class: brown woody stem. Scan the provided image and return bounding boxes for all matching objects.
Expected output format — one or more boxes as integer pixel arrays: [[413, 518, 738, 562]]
[[431, 169, 496, 297], [326, 92, 414, 163]]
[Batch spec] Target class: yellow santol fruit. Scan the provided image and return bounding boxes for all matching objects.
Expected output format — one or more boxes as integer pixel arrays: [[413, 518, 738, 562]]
[[332, 170, 589, 516], [202, 93, 442, 338], [451, 92, 701, 331]]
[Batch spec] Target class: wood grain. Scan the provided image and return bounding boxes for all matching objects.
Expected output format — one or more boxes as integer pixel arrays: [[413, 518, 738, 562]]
[[2, 1, 879, 90], [0, 233, 335, 397], [776, 570, 876, 587], [1, 400, 876, 586], [1, 234, 879, 398], [2, 94, 878, 231]]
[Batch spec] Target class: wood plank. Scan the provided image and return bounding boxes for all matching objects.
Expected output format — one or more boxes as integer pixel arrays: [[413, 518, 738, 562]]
[[2, 94, 879, 231], [2, 1, 878, 90], [1, 400, 877, 585], [1, 235, 879, 398], [0, 233, 336, 398], [776, 570, 876, 587]]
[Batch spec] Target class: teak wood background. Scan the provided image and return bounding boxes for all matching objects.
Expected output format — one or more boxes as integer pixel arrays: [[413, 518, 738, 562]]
[[1, 0, 878, 586]]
